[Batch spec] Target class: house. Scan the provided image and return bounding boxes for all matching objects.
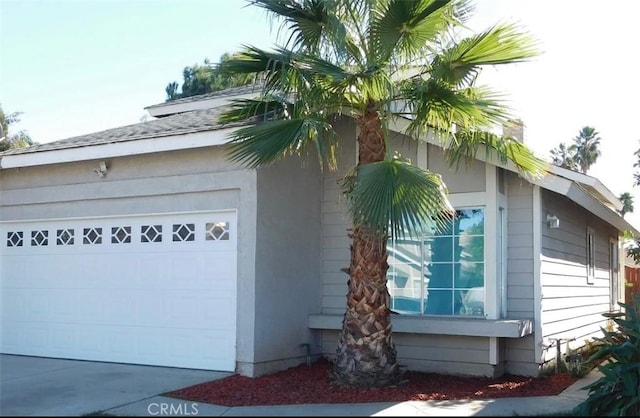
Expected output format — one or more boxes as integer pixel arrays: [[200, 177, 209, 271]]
[[1, 86, 637, 378]]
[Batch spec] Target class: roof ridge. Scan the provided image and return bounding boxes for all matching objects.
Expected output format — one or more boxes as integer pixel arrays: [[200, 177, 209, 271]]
[[145, 83, 265, 109]]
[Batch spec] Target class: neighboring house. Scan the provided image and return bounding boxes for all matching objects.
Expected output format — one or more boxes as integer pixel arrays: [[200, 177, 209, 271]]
[[624, 255, 640, 304], [1, 86, 637, 379]]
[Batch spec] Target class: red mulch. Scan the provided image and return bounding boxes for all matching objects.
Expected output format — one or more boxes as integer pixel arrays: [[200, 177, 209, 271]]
[[165, 358, 578, 406]]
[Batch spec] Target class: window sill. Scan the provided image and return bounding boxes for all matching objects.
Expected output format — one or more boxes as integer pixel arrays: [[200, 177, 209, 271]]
[[308, 314, 533, 338]]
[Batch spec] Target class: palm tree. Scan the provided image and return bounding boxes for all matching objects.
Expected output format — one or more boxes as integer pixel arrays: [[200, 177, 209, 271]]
[[570, 126, 601, 174], [633, 145, 640, 187], [550, 142, 578, 171], [0, 104, 35, 151], [217, 0, 547, 388], [619, 192, 634, 217]]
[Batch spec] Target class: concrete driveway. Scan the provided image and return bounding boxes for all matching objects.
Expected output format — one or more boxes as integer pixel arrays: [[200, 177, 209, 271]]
[[0, 354, 232, 416]]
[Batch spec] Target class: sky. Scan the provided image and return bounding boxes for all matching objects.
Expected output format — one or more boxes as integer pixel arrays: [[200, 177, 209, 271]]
[[2, 0, 640, 227]]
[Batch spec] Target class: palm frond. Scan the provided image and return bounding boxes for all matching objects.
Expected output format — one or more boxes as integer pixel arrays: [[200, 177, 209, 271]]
[[250, 0, 356, 61], [342, 156, 454, 240], [430, 23, 539, 86], [446, 130, 549, 179], [226, 117, 337, 170], [218, 98, 289, 124], [217, 45, 358, 99], [402, 80, 511, 136], [370, 0, 457, 63]]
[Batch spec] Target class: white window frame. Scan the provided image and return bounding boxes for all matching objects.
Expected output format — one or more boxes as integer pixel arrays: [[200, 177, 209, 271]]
[[609, 237, 619, 311], [587, 227, 595, 285]]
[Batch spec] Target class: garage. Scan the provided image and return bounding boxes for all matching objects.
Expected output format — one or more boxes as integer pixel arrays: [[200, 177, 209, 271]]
[[0, 210, 237, 371]]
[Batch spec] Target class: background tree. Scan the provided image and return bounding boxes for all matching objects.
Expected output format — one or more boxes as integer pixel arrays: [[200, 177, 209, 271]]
[[165, 82, 180, 101], [164, 53, 254, 101], [619, 192, 634, 217], [570, 126, 601, 174], [633, 145, 640, 186], [217, 0, 546, 388], [628, 144, 640, 263], [549, 142, 578, 170], [0, 104, 35, 151]]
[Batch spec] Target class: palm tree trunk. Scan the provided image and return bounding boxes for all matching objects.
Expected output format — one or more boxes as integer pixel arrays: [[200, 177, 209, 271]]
[[331, 101, 404, 387]]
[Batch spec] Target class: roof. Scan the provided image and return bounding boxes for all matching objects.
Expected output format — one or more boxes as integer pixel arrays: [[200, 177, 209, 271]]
[[0, 107, 236, 157], [145, 84, 262, 109], [144, 84, 264, 118]]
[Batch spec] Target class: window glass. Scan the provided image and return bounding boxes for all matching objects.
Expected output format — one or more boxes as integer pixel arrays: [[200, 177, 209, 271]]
[[387, 207, 485, 317], [387, 239, 422, 314], [587, 228, 595, 284]]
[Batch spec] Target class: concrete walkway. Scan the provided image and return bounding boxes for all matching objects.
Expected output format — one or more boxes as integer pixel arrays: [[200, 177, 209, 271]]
[[0, 354, 599, 417], [0, 355, 231, 417]]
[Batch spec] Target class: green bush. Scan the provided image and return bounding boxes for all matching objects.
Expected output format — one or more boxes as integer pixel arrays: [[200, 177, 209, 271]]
[[573, 295, 640, 416]]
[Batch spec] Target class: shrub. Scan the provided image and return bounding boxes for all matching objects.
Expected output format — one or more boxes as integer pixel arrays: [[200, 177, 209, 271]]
[[573, 295, 640, 416]]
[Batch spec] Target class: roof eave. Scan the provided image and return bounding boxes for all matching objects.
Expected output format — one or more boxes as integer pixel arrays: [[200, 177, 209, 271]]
[[0, 127, 239, 169], [548, 165, 623, 211], [387, 116, 638, 236]]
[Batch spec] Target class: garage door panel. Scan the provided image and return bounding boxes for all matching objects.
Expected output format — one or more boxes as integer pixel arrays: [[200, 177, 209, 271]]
[[0, 289, 24, 320], [24, 325, 50, 351], [1, 257, 26, 288], [203, 332, 236, 360], [203, 295, 236, 325], [51, 289, 79, 319], [1, 210, 237, 371], [107, 330, 135, 355], [26, 290, 50, 320], [51, 326, 78, 352], [136, 255, 169, 286], [73, 291, 105, 323], [78, 328, 108, 354]]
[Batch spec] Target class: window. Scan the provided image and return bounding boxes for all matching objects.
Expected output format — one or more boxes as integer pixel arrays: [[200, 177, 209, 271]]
[[141, 225, 162, 243], [587, 227, 595, 285], [83, 228, 102, 244], [387, 208, 485, 317], [111, 226, 131, 244], [609, 238, 619, 310]]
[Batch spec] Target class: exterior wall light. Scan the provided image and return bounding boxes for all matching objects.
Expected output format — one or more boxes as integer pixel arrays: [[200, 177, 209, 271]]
[[94, 161, 108, 178], [547, 214, 560, 229]]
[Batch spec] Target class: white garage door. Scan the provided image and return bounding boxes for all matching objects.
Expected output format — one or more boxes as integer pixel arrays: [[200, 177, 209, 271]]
[[0, 210, 237, 371]]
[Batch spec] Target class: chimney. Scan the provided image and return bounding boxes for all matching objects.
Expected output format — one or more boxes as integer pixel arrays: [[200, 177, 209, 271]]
[[502, 118, 524, 143]]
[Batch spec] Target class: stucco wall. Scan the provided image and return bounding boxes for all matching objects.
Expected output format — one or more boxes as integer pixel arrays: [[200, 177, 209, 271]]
[[0, 143, 260, 372], [248, 154, 322, 376]]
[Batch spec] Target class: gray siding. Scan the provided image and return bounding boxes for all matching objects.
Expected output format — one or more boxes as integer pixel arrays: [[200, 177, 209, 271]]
[[505, 335, 538, 376], [321, 118, 356, 315], [427, 144, 486, 193], [321, 330, 495, 376], [505, 173, 535, 319], [539, 189, 616, 361], [318, 125, 502, 377], [503, 172, 536, 375], [251, 154, 322, 376]]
